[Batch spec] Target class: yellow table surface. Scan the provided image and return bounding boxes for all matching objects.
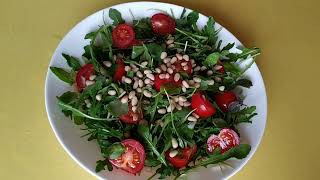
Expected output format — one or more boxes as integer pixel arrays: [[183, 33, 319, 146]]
[[1, 0, 319, 179]]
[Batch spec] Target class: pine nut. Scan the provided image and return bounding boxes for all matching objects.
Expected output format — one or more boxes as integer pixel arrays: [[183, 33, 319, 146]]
[[157, 108, 166, 114], [133, 80, 139, 89], [192, 113, 200, 119], [169, 150, 178, 158], [108, 90, 116, 96], [85, 80, 95, 86], [124, 77, 132, 84], [179, 96, 187, 102], [121, 96, 128, 104], [159, 74, 166, 79], [195, 83, 201, 88], [144, 78, 151, 84], [187, 116, 197, 122], [193, 77, 201, 83], [219, 86, 225, 91], [183, 66, 189, 71], [125, 66, 131, 72], [144, 70, 152, 75], [176, 104, 182, 110], [168, 44, 175, 48], [182, 86, 187, 92], [207, 70, 213, 76], [171, 138, 178, 149], [136, 88, 142, 93], [143, 90, 152, 98], [95, 94, 102, 101], [86, 103, 92, 108], [89, 75, 96, 81], [138, 79, 144, 87], [188, 121, 196, 129], [207, 80, 215, 85], [84, 99, 90, 104], [146, 73, 155, 80], [163, 57, 170, 63], [191, 59, 195, 64], [174, 73, 180, 82], [166, 62, 172, 67], [155, 68, 161, 73], [160, 52, 167, 59], [182, 80, 189, 88], [132, 106, 137, 112], [200, 66, 207, 71], [194, 66, 201, 71], [136, 71, 143, 78], [214, 77, 222, 82], [167, 104, 175, 112], [103, 61, 112, 67], [176, 54, 183, 60], [192, 63, 196, 67], [214, 65, 223, 70], [141, 61, 148, 67], [170, 57, 177, 64], [181, 62, 188, 66], [165, 73, 170, 79], [129, 91, 135, 99], [188, 80, 195, 85], [160, 64, 167, 71], [178, 101, 184, 107], [182, 54, 189, 61], [166, 39, 174, 45], [173, 97, 179, 102], [167, 68, 173, 74], [131, 97, 138, 106], [183, 101, 191, 107], [130, 64, 137, 69]]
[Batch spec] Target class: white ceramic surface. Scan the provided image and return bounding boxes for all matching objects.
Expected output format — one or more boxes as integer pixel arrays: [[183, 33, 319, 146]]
[[45, 2, 267, 179]]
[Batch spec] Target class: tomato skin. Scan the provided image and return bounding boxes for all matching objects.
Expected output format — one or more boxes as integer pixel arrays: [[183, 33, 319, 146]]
[[214, 91, 237, 112], [165, 145, 197, 168], [207, 128, 240, 154], [173, 60, 193, 74], [109, 139, 146, 175], [217, 60, 225, 74], [119, 104, 143, 124], [154, 73, 182, 91], [112, 24, 136, 49], [151, 13, 176, 35], [191, 92, 216, 118], [75, 64, 95, 91], [114, 59, 126, 81]]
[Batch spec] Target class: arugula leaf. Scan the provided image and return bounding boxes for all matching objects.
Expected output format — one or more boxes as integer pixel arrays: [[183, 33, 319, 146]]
[[203, 17, 218, 46], [211, 118, 228, 128], [203, 52, 220, 67], [132, 46, 145, 59], [138, 125, 167, 166], [50, 67, 74, 85], [226, 106, 257, 125], [62, 53, 82, 71], [95, 160, 107, 172], [145, 154, 161, 167], [109, 8, 124, 26], [146, 43, 164, 62], [105, 100, 129, 117], [133, 18, 153, 39], [58, 91, 78, 104], [102, 142, 125, 159], [220, 43, 235, 52]]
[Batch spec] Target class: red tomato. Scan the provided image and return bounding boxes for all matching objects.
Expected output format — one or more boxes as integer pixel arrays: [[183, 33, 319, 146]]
[[119, 104, 143, 124], [109, 139, 146, 175], [75, 64, 94, 91], [207, 128, 240, 153], [165, 145, 197, 168], [214, 91, 237, 112], [154, 73, 182, 91], [114, 59, 126, 81], [112, 24, 136, 49], [151, 13, 176, 35], [216, 60, 225, 74], [173, 60, 193, 74], [191, 92, 216, 118]]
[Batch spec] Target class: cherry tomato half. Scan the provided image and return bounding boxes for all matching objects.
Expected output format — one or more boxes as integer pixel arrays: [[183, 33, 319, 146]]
[[154, 73, 182, 92], [75, 64, 94, 91], [151, 13, 176, 35], [109, 139, 146, 174], [165, 145, 197, 169], [173, 60, 193, 74], [191, 92, 216, 118], [114, 59, 126, 81], [207, 128, 240, 154], [119, 103, 143, 124], [112, 24, 136, 49], [214, 91, 237, 112]]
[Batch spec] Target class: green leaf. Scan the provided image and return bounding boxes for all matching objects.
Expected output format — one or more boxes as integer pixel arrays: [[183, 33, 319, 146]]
[[133, 18, 153, 39], [73, 116, 84, 125], [211, 118, 228, 128], [109, 8, 124, 26], [146, 43, 164, 62], [160, 84, 181, 95], [62, 53, 82, 71], [220, 43, 235, 52], [105, 100, 128, 117], [131, 46, 145, 59], [57, 99, 116, 121], [58, 91, 78, 104], [103, 142, 125, 159], [203, 17, 218, 46], [235, 79, 253, 88], [137, 125, 167, 166], [50, 67, 74, 85], [126, 71, 134, 78], [204, 52, 220, 67], [187, 11, 199, 24], [145, 154, 161, 167], [95, 160, 107, 172]]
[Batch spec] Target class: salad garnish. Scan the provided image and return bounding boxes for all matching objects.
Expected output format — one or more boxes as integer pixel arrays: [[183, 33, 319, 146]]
[[50, 8, 260, 179]]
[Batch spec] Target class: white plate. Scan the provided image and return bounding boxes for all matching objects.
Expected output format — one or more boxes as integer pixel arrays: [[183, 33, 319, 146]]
[[45, 2, 267, 179]]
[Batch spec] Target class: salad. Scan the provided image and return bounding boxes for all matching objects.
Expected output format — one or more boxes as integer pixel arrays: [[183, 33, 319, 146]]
[[50, 8, 260, 179]]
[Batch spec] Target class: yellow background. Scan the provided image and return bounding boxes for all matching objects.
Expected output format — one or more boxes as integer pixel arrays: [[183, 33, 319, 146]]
[[1, 0, 319, 179]]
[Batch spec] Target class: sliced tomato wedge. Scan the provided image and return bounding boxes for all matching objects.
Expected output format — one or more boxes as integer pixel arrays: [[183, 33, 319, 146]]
[[207, 128, 240, 154], [119, 104, 143, 124], [112, 24, 136, 49], [114, 59, 126, 81], [173, 60, 193, 74], [165, 145, 197, 168], [214, 91, 237, 112], [109, 139, 146, 175], [151, 13, 176, 35], [191, 92, 216, 118], [154, 73, 182, 91], [75, 64, 94, 91]]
